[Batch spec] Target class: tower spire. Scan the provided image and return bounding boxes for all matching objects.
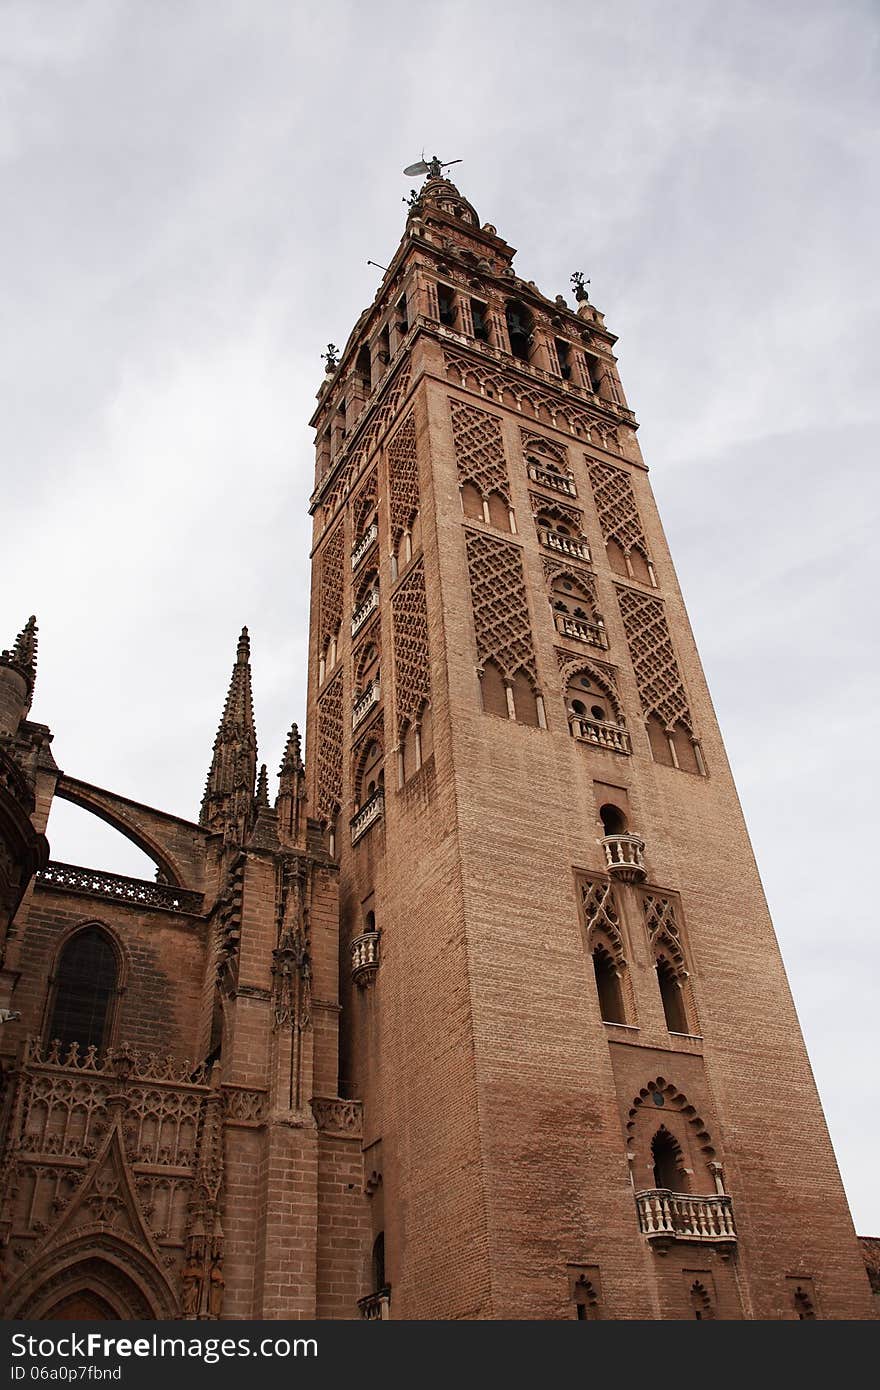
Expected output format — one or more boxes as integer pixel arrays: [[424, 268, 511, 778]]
[[199, 626, 258, 843], [276, 721, 306, 848], [0, 615, 38, 734]]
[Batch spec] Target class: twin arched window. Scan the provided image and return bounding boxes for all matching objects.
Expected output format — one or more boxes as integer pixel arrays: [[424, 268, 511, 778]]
[[46, 926, 119, 1054]]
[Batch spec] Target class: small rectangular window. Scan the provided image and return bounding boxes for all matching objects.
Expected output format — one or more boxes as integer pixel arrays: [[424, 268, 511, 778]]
[[437, 284, 457, 327]]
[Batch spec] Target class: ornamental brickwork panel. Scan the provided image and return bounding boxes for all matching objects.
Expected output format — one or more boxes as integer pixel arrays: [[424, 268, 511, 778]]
[[352, 469, 378, 539], [449, 399, 510, 502], [521, 428, 569, 465], [316, 672, 344, 819], [616, 588, 693, 733], [322, 365, 411, 515], [387, 410, 420, 546], [319, 524, 344, 648], [587, 460, 650, 562], [465, 532, 537, 684], [580, 878, 625, 963], [391, 559, 431, 729], [445, 349, 621, 453]]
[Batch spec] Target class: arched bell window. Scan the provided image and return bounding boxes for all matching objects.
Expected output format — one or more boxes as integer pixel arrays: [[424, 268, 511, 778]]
[[46, 926, 120, 1054]]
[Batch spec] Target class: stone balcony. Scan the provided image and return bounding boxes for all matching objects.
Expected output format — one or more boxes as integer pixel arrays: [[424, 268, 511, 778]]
[[555, 612, 606, 649], [570, 715, 631, 755], [352, 679, 380, 730], [527, 462, 577, 497], [538, 527, 591, 562], [350, 930, 380, 986], [351, 520, 378, 571], [358, 1288, 391, 1320], [351, 587, 379, 637], [635, 1190, 737, 1249], [601, 832, 646, 882], [350, 788, 384, 845]]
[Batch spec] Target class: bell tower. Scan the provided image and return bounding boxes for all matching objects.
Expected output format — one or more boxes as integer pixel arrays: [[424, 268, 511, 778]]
[[305, 167, 872, 1320]]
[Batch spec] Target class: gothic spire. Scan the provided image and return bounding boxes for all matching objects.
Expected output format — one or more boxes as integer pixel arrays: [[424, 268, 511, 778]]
[[276, 721, 306, 848], [199, 626, 258, 842], [0, 616, 38, 695], [255, 763, 269, 808]]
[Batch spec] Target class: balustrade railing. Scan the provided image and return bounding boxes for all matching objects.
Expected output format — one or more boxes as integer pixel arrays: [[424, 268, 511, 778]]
[[352, 679, 381, 730], [555, 613, 606, 648], [35, 861, 203, 915], [635, 1190, 736, 1245], [358, 1289, 391, 1320], [528, 463, 577, 497], [538, 527, 591, 562], [350, 789, 385, 844], [351, 521, 379, 570], [569, 716, 631, 754], [350, 930, 381, 986], [351, 588, 379, 636], [601, 833, 646, 882]]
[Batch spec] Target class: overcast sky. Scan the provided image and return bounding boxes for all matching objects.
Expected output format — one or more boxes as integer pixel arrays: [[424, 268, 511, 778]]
[[2, 1, 878, 1232]]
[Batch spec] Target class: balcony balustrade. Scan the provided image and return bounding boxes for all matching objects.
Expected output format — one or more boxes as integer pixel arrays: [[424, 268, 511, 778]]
[[350, 788, 384, 844], [350, 930, 381, 986], [36, 861, 203, 915], [555, 612, 606, 648], [570, 716, 631, 754], [358, 1289, 391, 1320], [351, 520, 378, 570], [601, 832, 646, 882], [352, 679, 380, 730], [351, 587, 379, 637], [538, 527, 590, 562], [635, 1190, 736, 1247], [527, 462, 577, 497]]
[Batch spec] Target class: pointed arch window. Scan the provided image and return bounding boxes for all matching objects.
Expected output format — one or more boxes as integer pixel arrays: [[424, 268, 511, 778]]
[[46, 926, 119, 1054]]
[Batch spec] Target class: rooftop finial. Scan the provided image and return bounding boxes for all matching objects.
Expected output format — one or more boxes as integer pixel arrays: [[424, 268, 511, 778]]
[[199, 625, 258, 838], [255, 763, 269, 808], [571, 271, 591, 304], [321, 343, 339, 374]]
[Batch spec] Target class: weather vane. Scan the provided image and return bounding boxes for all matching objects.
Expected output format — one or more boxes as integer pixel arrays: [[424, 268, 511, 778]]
[[571, 271, 591, 303], [403, 152, 463, 180], [321, 343, 340, 372]]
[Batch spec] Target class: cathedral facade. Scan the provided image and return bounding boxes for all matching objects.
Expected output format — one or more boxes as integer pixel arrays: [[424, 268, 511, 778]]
[[0, 171, 874, 1320]]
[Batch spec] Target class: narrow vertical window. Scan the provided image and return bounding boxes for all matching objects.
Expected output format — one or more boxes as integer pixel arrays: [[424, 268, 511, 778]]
[[47, 927, 118, 1054]]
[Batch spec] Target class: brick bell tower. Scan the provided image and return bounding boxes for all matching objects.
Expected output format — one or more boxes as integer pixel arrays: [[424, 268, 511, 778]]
[[305, 162, 872, 1320]]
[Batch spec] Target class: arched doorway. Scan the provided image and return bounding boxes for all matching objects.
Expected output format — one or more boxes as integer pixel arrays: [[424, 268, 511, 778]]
[[43, 1291, 120, 1320]]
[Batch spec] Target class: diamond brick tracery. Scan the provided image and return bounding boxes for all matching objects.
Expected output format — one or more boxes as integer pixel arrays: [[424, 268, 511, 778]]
[[465, 532, 537, 684], [616, 588, 692, 732], [319, 524, 344, 647], [387, 410, 420, 544], [450, 399, 511, 501], [588, 460, 650, 559], [316, 672, 343, 819], [392, 560, 431, 729]]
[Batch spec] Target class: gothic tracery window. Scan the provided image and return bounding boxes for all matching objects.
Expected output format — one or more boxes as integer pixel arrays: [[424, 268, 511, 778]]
[[46, 926, 119, 1054]]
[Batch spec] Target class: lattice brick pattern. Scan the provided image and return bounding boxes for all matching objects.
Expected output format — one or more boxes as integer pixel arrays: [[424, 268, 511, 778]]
[[616, 588, 693, 732], [449, 399, 511, 502], [445, 349, 621, 453], [465, 532, 537, 684], [316, 672, 343, 819], [392, 559, 431, 729], [352, 468, 377, 538], [529, 492, 584, 529], [322, 366, 411, 515], [387, 409, 420, 544], [319, 523, 344, 646], [581, 879, 625, 961], [521, 428, 569, 464], [544, 557, 599, 603], [587, 459, 650, 560], [642, 894, 686, 973]]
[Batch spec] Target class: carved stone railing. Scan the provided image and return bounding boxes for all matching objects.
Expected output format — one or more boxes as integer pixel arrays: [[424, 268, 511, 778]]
[[350, 931, 380, 986], [36, 861, 203, 915], [555, 613, 606, 649], [538, 528, 591, 562], [570, 716, 631, 755], [602, 833, 646, 882], [351, 789, 384, 845], [358, 1288, 391, 1320], [351, 588, 379, 637], [352, 679, 381, 730], [21, 1036, 212, 1085], [310, 1097, 363, 1138], [635, 1190, 736, 1247], [351, 521, 379, 571], [528, 463, 577, 497]]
